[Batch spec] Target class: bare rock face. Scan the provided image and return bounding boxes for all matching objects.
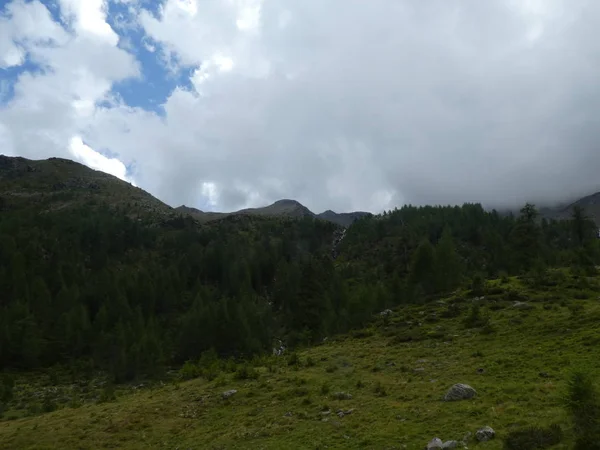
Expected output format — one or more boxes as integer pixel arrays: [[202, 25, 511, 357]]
[[443, 383, 477, 401]]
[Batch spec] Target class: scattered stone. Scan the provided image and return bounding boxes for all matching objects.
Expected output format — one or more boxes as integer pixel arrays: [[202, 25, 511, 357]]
[[386, 361, 396, 367], [380, 309, 393, 317], [476, 368, 485, 374], [416, 358, 428, 363], [321, 410, 331, 416], [221, 389, 237, 400], [337, 408, 354, 418], [442, 441, 458, 449], [426, 438, 443, 450], [333, 391, 353, 400], [284, 411, 293, 417], [513, 301, 534, 310], [444, 383, 477, 401], [414, 367, 425, 373], [476, 426, 495, 442]]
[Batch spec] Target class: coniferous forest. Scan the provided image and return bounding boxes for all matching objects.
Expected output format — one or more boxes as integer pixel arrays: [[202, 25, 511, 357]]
[[1, 157, 598, 384]]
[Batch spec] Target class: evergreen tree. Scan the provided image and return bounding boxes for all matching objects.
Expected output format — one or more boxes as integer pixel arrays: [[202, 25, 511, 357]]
[[409, 238, 437, 295], [434, 228, 462, 292]]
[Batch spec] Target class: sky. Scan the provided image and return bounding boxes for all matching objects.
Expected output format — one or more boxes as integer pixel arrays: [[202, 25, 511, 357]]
[[1, 0, 600, 214]]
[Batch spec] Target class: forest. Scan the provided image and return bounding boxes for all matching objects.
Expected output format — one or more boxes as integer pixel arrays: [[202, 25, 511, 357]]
[[0, 193, 597, 383]]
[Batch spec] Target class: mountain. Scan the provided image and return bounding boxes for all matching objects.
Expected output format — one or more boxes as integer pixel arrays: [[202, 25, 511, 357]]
[[316, 209, 372, 227], [540, 191, 600, 226], [177, 200, 371, 227]]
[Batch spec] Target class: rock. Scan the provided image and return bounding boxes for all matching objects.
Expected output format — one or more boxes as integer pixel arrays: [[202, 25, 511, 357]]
[[414, 367, 425, 373], [321, 410, 331, 416], [444, 383, 477, 401], [416, 358, 428, 363], [337, 408, 354, 418], [513, 301, 533, 310], [476, 368, 485, 374], [333, 391, 352, 400], [442, 441, 458, 449], [476, 426, 495, 442], [221, 389, 237, 400], [284, 411, 293, 417], [426, 438, 443, 450], [380, 309, 393, 317]]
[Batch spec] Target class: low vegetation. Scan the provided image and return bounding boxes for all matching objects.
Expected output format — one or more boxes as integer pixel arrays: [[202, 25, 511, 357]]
[[1, 273, 600, 448]]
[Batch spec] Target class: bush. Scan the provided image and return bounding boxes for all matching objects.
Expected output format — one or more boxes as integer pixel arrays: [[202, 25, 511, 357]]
[[287, 352, 299, 367], [179, 360, 201, 380], [373, 381, 387, 397], [470, 274, 485, 295], [234, 364, 259, 381], [0, 375, 14, 403], [503, 424, 563, 449], [305, 356, 316, 367], [565, 371, 600, 449], [463, 304, 490, 329]]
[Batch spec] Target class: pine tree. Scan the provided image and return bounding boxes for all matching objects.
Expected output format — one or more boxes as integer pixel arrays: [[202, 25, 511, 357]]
[[409, 238, 436, 295], [434, 228, 462, 292]]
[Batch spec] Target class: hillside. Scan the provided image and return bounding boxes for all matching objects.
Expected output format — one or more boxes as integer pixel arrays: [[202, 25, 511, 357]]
[[1, 272, 598, 449], [541, 192, 600, 226], [0, 155, 174, 221]]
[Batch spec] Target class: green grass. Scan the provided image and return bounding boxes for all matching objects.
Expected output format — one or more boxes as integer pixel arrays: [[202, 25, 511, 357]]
[[2, 273, 600, 449]]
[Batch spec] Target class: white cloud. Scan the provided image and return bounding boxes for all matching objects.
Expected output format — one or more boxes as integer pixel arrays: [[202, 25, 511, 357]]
[[3, 0, 600, 215], [69, 136, 134, 184], [59, 0, 118, 45]]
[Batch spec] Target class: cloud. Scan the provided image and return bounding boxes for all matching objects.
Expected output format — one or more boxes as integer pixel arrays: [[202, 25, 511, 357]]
[[69, 136, 134, 184], [2, 0, 600, 214]]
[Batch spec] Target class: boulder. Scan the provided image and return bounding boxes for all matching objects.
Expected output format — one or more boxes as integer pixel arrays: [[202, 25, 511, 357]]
[[426, 438, 443, 450], [476, 426, 495, 442], [444, 383, 477, 401], [442, 441, 459, 449], [222, 389, 237, 400]]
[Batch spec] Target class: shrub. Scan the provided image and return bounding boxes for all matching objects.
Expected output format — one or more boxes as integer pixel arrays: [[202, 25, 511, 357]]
[[179, 360, 201, 380], [503, 424, 563, 449], [463, 304, 490, 329], [325, 363, 338, 373], [470, 274, 485, 295], [565, 371, 600, 449], [0, 375, 14, 403], [305, 356, 316, 367], [320, 382, 330, 395], [287, 352, 299, 366], [373, 381, 387, 397], [234, 364, 259, 381]]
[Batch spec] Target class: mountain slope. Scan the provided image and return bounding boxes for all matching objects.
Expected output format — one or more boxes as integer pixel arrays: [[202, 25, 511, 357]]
[[0, 155, 174, 221], [541, 191, 600, 225]]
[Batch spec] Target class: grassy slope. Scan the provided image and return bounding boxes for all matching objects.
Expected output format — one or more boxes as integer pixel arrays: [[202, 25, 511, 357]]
[[2, 273, 600, 449]]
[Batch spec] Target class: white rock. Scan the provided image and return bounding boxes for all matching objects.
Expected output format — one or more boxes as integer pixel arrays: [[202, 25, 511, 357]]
[[427, 438, 443, 450]]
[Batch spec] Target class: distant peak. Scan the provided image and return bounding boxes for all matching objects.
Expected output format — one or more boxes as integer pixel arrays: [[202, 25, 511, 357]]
[[273, 199, 302, 206]]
